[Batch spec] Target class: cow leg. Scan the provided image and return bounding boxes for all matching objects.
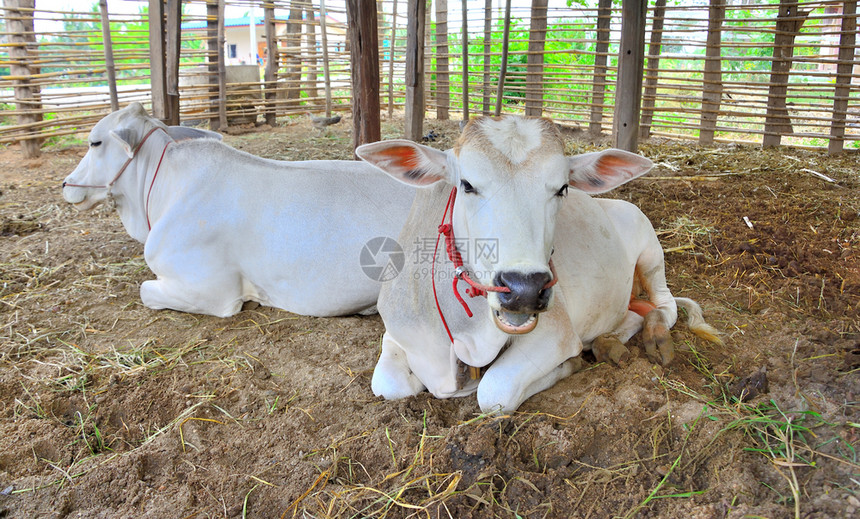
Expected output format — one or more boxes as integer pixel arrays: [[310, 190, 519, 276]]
[[476, 313, 582, 414], [140, 277, 243, 317], [633, 236, 678, 366], [371, 332, 426, 400], [592, 310, 644, 366]]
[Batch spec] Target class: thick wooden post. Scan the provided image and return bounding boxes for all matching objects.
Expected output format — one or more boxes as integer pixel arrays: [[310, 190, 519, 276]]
[[481, 0, 492, 115], [639, 0, 665, 139], [216, 0, 227, 129], [165, 0, 181, 125], [148, 0, 167, 120], [525, 0, 548, 117], [304, 1, 318, 102], [285, 4, 303, 108], [405, 0, 426, 140], [461, 0, 469, 121], [346, 0, 381, 153], [436, 0, 450, 120], [763, 1, 809, 148], [494, 0, 512, 116], [827, 1, 857, 155], [320, 0, 333, 117], [206, 0, 221, 130], [264, 3, 278, 125], [699, 0, 724, 144], [99, 0, 119, 111], [5, 0, 42, 158], [613, 0, 647, 152], [588, 0, 611, 136]]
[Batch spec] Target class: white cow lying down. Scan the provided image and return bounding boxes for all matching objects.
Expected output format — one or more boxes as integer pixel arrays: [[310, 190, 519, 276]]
[[63, 102, 415, 317], [357, 116, 720, 413]]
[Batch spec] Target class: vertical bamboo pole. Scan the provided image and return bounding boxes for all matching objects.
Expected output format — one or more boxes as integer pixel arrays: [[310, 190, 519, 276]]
[[613, 0, 646, 152], [639, 0, 665, 139], [827, 0, 856, 155], [481, 0, 492, 115], [405, 0, 426, 140], [436, 0, 450, 119], [461, 0, 469, 121], [99, 0, 119, 111], [320, 0, 333, 117], [525, 0, 548, 117], [165, 0, 181, 125], [493, 0, 512, 116], [5, 0, 41, 158], [699, 0, 724, 144], [424, 0, 433, 110], [588, 0, 611, 136], [264, 2, 278, 125], [346, 0, 382, 153], [387, 0, 397, 117], [763, 1, 809, 148]]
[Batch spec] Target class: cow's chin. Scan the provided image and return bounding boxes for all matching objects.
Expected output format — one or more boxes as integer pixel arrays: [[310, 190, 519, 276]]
[[492, 308, 539, 335], [64, 190, 102, 211]]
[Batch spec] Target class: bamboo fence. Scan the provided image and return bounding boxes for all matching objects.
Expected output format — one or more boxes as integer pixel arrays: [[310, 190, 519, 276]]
[[0, 0, 858, 153]]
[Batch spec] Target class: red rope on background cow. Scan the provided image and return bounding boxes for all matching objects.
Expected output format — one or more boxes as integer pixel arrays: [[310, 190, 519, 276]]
[[144, 140, 171, 231]]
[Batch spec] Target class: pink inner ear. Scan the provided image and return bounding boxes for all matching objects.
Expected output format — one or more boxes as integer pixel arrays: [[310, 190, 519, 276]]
[[596, 155, 636, 178], [381, 145, 420, 172]]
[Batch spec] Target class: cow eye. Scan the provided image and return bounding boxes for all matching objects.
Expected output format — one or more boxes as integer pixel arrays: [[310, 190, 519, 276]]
[[556, 185, 569, 197], [460, 179, 477, 194], [90, 141, 102, 148]]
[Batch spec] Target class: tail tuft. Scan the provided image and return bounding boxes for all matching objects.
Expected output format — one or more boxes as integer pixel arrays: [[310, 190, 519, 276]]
[[675, 297, 723, 346]]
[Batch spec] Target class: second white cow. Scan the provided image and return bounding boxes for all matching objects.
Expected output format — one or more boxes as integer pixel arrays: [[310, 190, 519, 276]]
[[357, 116, 720, 413], [63, 102, 415, 317]]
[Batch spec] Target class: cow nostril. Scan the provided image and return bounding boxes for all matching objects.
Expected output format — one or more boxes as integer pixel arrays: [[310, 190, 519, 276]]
[[62, 181, 67, 188]]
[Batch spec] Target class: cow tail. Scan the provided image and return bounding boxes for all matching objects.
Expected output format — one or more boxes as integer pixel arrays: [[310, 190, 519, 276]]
[[675, 297, 723, 346]]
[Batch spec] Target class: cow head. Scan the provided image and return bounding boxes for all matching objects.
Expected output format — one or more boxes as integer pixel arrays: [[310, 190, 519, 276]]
[[357, 116, 652, 335], [62, 102, 165, 210]]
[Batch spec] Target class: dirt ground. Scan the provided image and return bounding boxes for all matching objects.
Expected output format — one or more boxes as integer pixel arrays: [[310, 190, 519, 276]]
[[0, 114, 857, 519]]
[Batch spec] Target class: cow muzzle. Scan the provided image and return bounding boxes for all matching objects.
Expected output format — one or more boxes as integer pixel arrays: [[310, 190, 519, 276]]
[[491, 270, 553, 334]]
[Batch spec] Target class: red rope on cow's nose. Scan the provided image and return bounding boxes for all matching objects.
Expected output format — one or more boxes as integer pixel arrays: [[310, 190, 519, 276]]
[[431, 186, 557, 343]]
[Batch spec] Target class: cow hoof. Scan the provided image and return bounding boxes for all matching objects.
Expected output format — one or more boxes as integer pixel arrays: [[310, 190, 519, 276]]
[[592, 334, 630, 366], [642, 317, 674, 366]]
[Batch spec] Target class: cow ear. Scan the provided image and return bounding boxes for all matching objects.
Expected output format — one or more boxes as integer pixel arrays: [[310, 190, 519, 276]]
[[567, 149, 653, 194], [126, 101, 147, 116], [356, 140, 449, 186], [110, 129, 137, 158]]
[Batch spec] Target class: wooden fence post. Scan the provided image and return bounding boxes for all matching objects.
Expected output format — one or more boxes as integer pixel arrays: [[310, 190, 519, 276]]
[[640, 0, 665, 139], [148, 0, 167, 121], [461, 0, 469, 121], [494, 0, 512, 116], [99, 0, 119, 111], [165, 0, 181, 125], [264, 3, 278, 125], [700, 0, 724, 144], [588, 0, 611, 136], [285, 5, 303, 108], [827, 0, 857, 155], [5, 0, 42, 158], [405, 0, 426, 140], [614, 0, 647, 152], [436, 0, 450, 120], [346, 0, 381, 154], [320, 0, 333, 117], [525, 0, 548, 117], [387, 0, 397, 117], [763, 1, 809, 148], [206, 0, 221, 130], [481, 0, 492, 116], [304, 1, 319, 103]]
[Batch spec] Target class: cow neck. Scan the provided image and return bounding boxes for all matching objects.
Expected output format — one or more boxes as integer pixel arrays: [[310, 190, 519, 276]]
[[141, 134, 171, 231]]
